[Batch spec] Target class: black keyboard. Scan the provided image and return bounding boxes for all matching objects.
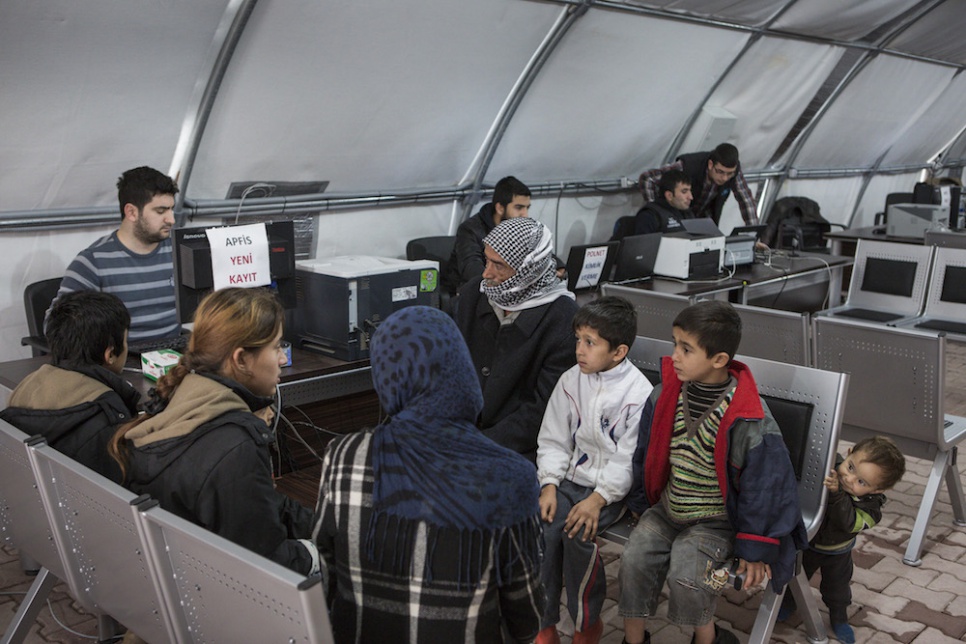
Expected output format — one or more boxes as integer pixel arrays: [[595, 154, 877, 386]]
[[128, 334, 189, 356], [834, 309, 902, 323], [916, 319, 966, 335]]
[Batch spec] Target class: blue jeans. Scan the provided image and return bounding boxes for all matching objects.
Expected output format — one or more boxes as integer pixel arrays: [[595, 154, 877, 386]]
[[618, 503, 734, 627], [540, 480, 625, 631]]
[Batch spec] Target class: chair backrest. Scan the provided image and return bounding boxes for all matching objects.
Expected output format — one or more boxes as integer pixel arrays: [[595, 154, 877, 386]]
[[600, 284, 689, 340], [406, 236, 456, 274], [0, 420, 67, 580], [21, 277, 62, 355], [26, 440, 177, 644], [916, 246, 966, 321], [731, 302, 810, 366], [813, 315, 949, 459], [610, 215, 637, 242], [840, 239, 933, 317], [139, 503, 333, 644], [627, 336, 847, 539]]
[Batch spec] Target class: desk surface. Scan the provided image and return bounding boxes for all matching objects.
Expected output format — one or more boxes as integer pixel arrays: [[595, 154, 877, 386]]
[[0, 348, 370, 405], [598, 251, 850, 297], [825, 226, 924, 246]]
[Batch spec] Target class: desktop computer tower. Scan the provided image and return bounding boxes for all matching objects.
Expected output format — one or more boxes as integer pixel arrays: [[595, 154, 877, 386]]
[[293, 256, 439, 360]]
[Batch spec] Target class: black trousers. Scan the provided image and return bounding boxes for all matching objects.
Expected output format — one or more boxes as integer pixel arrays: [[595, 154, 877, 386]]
[[796, 548, 853, 624]]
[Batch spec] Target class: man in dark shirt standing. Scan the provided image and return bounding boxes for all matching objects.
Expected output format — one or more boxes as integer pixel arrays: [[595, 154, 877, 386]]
[[633, 169, 694, 235], [639, 143, 758, 226], [443, 176, 531, 295]]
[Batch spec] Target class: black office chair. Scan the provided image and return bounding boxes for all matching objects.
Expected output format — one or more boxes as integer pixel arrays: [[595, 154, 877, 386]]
[[610, 215, 637, 242], [405, 236, 456, 311], [21, 277, 62, 356]]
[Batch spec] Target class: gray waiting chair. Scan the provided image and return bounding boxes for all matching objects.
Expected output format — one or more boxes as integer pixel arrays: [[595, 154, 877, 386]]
[[817, 239, 933, 325], [26, 440, 177, 644], [813, 315, 966, 566], [0, 420, 67, 644], [599, 284, 689, 340], [602, 336, 848, 644], [138, 502, 333, 643]]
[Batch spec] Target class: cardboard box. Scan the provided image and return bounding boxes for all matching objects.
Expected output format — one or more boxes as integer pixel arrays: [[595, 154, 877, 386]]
[[141, 349, 181, 382]]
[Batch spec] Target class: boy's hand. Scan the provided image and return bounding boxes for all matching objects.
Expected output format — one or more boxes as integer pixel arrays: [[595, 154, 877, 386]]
[[824, 469, 840, 493], [564, 492, 606, 541], [736, 559, 771, 590], [539, 485, 558, 523]]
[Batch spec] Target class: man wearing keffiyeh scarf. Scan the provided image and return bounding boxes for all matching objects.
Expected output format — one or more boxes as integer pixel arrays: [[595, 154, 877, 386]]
[[455, 217, 579, 462]]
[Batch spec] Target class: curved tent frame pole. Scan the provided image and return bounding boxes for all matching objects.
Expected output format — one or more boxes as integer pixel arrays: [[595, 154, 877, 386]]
[[458, 0, 593, 222], [663, 0, 803, 165], [763, 0, 946, 221], [169, 0, 259, 226]]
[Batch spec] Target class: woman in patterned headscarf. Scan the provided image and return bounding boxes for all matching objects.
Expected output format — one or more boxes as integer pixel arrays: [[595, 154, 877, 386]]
[[312, 305, 545, 643]]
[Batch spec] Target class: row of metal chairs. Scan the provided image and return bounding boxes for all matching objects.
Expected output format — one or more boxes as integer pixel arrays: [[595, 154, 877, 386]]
[[0, 419, 334, 644]]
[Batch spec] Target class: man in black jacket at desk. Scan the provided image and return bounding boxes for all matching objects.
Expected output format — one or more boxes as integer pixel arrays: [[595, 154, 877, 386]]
[[633, 168, 694, 235], [443, 176, 531, 295]]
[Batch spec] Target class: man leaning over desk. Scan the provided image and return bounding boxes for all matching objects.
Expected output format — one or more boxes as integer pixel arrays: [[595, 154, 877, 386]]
[[639, 143, 758, 227]]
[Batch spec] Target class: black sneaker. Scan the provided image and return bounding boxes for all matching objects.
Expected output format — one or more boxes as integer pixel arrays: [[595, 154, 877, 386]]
[[690, 624, 739, 644]]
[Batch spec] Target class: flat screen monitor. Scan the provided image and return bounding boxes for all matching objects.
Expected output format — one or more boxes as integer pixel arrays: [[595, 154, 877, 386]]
[[565, 241, 619, 291], [860, 257, 917, 297], [613, 233, 663, 282], [940, 265, 966, 304], [172, 220, 297, 327], [225, 181, 328, 259]]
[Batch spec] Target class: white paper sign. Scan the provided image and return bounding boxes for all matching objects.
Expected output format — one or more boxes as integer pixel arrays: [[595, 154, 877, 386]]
[[574, 245, 610, 290], [205, 223, 272, 291]]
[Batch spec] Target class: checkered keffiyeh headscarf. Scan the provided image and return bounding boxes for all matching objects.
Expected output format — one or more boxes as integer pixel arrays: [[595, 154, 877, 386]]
[[481, 218, 573, 311]]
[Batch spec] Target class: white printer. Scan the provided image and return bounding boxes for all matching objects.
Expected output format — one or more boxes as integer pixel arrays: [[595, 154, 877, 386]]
[[293, 255, 439, 360], [887, 203, 949, 238], [653, 232, 725, 279]]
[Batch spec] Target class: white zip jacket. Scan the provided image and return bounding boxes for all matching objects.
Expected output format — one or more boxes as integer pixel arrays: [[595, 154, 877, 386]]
[[536, 358, 653, 504]]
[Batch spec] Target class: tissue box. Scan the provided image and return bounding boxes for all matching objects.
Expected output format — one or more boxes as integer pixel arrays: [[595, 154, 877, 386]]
[[141, 349, 181, 382]]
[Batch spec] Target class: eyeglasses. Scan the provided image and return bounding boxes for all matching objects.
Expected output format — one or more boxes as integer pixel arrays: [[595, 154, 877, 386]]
[[710, 164, 737, 180]]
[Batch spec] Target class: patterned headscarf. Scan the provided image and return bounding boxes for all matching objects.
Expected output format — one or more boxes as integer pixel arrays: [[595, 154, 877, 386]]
[[368, 306, 542, 586], [482, 217, 574, 311]]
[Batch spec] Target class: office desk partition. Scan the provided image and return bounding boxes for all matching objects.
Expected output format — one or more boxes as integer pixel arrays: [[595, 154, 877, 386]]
[[825, 226, 924, 257]]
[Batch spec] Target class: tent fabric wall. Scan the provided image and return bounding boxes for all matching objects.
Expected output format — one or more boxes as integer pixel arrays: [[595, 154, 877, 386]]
[[3, 0, 966, 361], [0, 1, 231, 211]]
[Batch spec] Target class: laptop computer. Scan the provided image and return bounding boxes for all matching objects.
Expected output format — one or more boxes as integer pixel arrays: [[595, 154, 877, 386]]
[[731, 224, 767, 240], [565, 241, 619, 291], [681, 217, 725, 237], [612, 233, 663, 282]]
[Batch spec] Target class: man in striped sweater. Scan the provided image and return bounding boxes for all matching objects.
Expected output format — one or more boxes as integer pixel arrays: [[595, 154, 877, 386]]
[[50, 166, 181, 343]]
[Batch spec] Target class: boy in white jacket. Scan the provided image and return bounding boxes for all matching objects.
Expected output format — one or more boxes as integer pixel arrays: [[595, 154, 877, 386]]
[[535, 296, 654, 644]]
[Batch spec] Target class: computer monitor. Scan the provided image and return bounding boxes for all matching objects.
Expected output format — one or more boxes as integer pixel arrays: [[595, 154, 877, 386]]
[[171, 220, 297, 327], [225, 181, 328, 259], [860, 257, 917, 297], [612, 233, 663, 282], [565, 242, 619, 291]]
